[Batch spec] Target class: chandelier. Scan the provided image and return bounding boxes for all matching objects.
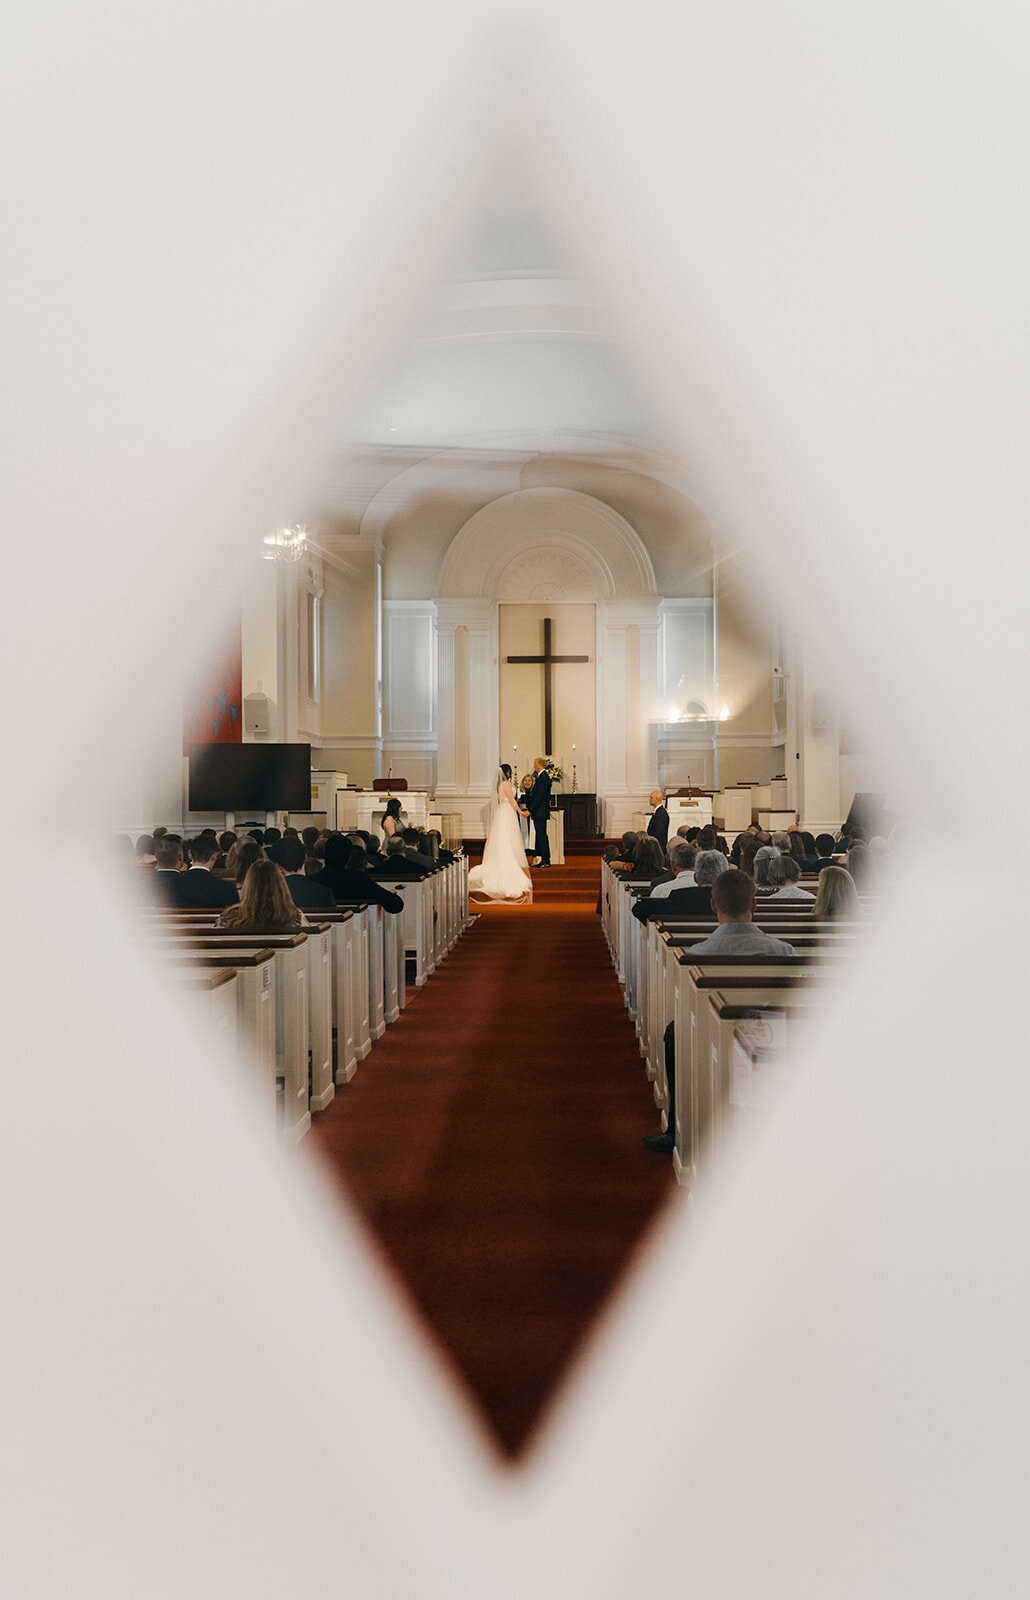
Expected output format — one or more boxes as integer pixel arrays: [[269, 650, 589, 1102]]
[[262, 524, 308, 562]]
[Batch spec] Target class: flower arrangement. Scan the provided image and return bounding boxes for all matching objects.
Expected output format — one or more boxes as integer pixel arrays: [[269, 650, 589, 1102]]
[[543, 762, 563, 784]]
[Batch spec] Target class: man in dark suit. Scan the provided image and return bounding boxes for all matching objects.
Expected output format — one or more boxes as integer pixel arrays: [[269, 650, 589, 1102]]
[[164, 834, 239, 908], [372, 837, 430, 879], [277, 836, 335, 908], [646, 788, 670, 852], [527, 756, 552, 867]]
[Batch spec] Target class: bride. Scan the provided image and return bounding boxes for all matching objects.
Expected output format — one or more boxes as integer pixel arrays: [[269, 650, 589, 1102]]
[[468, 763, 533, 902]]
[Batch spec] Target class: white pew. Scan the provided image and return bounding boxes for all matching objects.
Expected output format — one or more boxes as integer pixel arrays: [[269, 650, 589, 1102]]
[[158, 947, 277, 1131], [151, 933, 311, 1143]]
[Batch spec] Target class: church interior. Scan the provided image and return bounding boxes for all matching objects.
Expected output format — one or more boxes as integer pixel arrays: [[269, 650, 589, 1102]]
[[4, 6, 1027, 1597]]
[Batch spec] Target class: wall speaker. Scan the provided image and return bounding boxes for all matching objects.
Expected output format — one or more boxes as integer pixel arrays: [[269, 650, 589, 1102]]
[[243, 692, 270, 736]]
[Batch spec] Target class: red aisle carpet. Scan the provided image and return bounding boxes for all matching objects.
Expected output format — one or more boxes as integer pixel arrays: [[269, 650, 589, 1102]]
[[310, 855, 674, 1459]]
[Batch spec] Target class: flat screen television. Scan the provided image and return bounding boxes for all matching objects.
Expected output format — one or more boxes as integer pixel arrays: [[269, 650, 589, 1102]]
[[188, 743, 312, 812]]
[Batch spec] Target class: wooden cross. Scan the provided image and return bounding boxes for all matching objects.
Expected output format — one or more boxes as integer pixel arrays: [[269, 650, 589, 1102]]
[[506, 617, 589, 755]]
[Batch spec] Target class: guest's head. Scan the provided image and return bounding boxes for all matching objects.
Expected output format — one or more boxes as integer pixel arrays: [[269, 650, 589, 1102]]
[[234, 840, 265, 884], [282, 826, 299, 839], [767, 854, 802, 887], [800, 831, 817, 857], [632, 835, 666, 875], [812, 864, 860, 919], [188, 834, 219, 867], [815, 833, 837, 858], [302, 826, 321, 850], [134, 833, 155, 862], [620, 830, 640, 855], [694, 849, 731, 887], [846, 841, 872, 888], [218, 830, 237, 853], [402, 828, 423, 849], [323, 835, 350, 868], [222, 859, 300, 932], [738, 833, 763, 875], [676, 825, 692, 839], [771, 831, 791, 851], [277, 836, 307, 873], [347, 843, 368, 872], [753, 845, 781, 885], [685, 827, 700, 843], [155, 837, 183, 871], [667, 840, 697, 873], [152, 826, 168, 841], [385, 837, 407, 858], [711, 869, 755, 923], [262, 827, 282, 846], [696, 824, 718, 852]]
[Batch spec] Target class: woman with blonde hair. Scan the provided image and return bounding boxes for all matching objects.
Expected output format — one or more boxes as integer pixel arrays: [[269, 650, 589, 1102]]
[[812, 863, 860, 919], [216, 858, 306, 932]]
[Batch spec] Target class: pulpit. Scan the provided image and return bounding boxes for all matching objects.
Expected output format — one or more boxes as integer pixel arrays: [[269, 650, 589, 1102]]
[[555, 792, 598, 839]]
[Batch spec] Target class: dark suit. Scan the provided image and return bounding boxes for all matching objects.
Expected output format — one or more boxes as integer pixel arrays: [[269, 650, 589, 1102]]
[[285, 874, 335, 909], [162, 867, 239, 908], [647, 804, 670, 852], [527, 768, 552, 865], [313, 865, 404, 914]]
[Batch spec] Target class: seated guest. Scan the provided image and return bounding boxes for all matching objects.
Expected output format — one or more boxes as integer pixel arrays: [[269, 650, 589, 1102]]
[[233, 839, 265, 887], [685, 826, 700, 844], [313, 835, 404, 913], [737, 831, 763, 877], [812, 864, 860, 919], [629, 835, 667, 877], [402, 827, 437, 871], [149, 835, 185, 899], [646, 788, 670, 851], [846, 840, 873, 889], [605, 830, 640, 867], [647, 840, 697, 898], [696, 824, 719, 852], [277, 835, 334, 907], [372, 835, 430, 879], [813, 833, 841, 869], [134, 833, 156, 867], [425, 829, 455, 864], [215, 829, 237, 870], [632, 847, 727, 922], [766, 854, 814, 899], [172, 834, 240, 907], [753, 844, 781, 887], [685, 870, 798, 956], [262, 827, 282, 848], [216, 859, 305, 932]]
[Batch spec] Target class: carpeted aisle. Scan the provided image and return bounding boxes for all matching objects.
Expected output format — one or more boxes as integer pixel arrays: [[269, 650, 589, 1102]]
[[310, 856, 674, 1459]]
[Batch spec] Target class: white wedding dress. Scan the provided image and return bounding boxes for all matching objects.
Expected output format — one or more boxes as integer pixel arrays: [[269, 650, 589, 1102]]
[[468, 777, 533, 901]]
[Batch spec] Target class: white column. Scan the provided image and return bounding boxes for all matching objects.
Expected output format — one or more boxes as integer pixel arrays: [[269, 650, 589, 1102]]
[[638, 609, 661, 792], [434, 601, 460, 797], [599, 609, 630, 796], [783, 628, 842, 832], [465, 602, 497, 794]]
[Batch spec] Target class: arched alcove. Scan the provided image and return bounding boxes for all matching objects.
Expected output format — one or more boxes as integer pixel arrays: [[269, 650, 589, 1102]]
[[436, 487, 657, 600]]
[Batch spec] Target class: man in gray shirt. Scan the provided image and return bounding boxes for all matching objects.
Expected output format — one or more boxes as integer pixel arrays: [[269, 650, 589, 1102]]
[[686, 869, 799, 957]]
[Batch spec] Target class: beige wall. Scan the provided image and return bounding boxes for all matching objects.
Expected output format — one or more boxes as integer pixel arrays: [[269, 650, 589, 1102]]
[[499, 604, 596, 789]]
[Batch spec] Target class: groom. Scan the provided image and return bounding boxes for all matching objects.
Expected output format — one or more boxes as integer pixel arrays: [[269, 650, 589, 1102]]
[[527, 756, 552, 868]]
